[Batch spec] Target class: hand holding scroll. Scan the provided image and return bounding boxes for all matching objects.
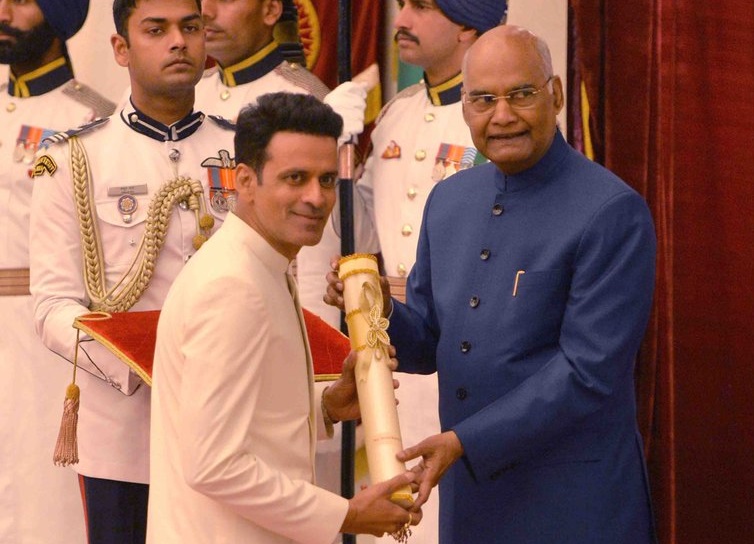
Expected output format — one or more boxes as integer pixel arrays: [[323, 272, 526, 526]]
[[338, 254, 413, 509], [398, 431, 464, 510], [324, 254, 393, 317], [324, 348, 399, 423]]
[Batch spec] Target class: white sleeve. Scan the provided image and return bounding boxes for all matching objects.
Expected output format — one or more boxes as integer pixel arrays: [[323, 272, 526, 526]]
[[30, 144, 140, 393]]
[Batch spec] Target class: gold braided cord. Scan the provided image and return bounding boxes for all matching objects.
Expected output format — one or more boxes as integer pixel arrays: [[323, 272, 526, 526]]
[[70, 136, 107, 302], [69, 136, 210, 313]]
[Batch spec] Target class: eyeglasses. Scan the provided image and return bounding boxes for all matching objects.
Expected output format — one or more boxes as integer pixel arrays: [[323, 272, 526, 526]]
[[462, 76, 554, 115]]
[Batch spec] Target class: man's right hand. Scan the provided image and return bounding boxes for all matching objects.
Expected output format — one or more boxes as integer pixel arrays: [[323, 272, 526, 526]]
[[341, 472, 422, 537], [323, 255, 394, 317]]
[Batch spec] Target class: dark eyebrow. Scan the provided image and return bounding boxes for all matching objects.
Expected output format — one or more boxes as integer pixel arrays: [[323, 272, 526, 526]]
[[139, 13, 202, 26]]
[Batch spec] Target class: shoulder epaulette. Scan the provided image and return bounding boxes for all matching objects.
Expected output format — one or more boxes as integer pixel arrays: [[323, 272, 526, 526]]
[[42, 117, 110, 147], [375, 83, 425, 125], [275, 62, 330, 101], [62, 80, 116, 119], [208, 115, 236, 131]]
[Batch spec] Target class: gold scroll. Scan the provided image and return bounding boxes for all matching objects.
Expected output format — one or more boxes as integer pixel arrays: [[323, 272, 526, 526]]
[[339, 254, 413, 508]]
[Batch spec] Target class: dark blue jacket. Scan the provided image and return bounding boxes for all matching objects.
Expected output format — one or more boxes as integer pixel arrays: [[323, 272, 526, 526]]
[[389, 131, 657, 543]]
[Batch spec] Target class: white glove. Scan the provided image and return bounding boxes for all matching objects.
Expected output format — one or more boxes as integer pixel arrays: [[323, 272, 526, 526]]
[[323, 81, 368, 145]]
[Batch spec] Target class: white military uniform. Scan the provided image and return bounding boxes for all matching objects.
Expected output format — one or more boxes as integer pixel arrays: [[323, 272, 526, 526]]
[[355, 74, 483, 544], [0, 58, 113, 544], [30, 102, 235, 487], [194, 41, 330, 120]]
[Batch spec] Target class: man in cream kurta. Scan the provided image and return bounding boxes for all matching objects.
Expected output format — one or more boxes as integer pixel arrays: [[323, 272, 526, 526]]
[[150, 212, 347, 543], [147, 92, 418, 543], [193, 1, 370, 509]]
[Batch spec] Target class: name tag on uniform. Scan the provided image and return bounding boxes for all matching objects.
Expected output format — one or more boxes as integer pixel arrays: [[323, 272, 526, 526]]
[[107, 184, 148, 197]]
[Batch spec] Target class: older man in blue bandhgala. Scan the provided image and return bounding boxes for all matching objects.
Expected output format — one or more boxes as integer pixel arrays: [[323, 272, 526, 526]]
[[330, 24, 658, 544]]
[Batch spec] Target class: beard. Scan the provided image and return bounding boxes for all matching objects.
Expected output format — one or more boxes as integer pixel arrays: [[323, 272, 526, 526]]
[[0, 20, 58, 65]]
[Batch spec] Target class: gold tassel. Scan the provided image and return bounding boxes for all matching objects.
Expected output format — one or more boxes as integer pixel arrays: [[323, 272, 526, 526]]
[[53, 383, 80, 466], [53, 329, 81, 466]]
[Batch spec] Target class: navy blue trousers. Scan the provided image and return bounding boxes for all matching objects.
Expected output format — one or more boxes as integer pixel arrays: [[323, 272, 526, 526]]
[[79, 475, 148, 544]]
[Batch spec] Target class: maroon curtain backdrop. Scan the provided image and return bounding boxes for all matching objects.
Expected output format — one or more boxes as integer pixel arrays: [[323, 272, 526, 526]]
[[300, 0, 383, 90], [294, 0, 384, 156], [570, 1, 754, 542]]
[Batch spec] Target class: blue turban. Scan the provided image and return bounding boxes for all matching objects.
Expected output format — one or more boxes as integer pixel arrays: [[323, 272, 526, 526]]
[[435, 0, 508, 34], [37, 0, 90, 41]]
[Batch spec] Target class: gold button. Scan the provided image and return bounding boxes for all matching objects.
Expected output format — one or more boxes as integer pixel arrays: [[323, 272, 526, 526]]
[[414, 150, 426, 161], [401, 224, 413, 237], [221, 89, 230, 101], [6, 103, 16, 112], [424, 113, 435, 122], [397, 263, 407, 277], [407, 186, 417, 200], [74, 82, 82, 91]]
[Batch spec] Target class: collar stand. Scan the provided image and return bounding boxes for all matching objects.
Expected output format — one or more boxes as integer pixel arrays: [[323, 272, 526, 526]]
[[8, 57, 73, 98], [218, 41, 284, 87], [121, 100, 205, 142], [425, 72, 464, 106]]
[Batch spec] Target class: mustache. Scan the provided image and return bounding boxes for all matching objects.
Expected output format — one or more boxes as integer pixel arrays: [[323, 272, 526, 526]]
[[0, 23, 24, 39], [165, 53, 192, 65], [394, 29, 420, 45]]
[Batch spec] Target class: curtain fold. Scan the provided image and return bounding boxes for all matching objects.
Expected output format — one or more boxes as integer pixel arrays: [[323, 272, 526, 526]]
[[569, 1, 754, 542]]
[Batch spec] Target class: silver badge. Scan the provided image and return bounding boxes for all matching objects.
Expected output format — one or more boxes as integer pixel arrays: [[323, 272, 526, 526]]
[[13, 141, 25, 162], [117, 194, 138, 224], [23, 142, 37, 164], [431, 161, 446, 182], [225, 191, 238, 212], [210, 190, 228, 213]]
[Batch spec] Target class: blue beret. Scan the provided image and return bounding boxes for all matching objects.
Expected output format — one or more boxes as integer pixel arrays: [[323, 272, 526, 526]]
[[37, 0, 90, 41], [435, 0, 508, 34]]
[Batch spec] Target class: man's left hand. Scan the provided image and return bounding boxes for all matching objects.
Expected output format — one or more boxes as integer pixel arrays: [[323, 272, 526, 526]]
[[323, 348, 400, 423]]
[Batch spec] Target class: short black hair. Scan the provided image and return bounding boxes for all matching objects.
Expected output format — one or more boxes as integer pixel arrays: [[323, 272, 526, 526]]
[[235, 92, 343, 176], [113, 0, 202, 41]]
